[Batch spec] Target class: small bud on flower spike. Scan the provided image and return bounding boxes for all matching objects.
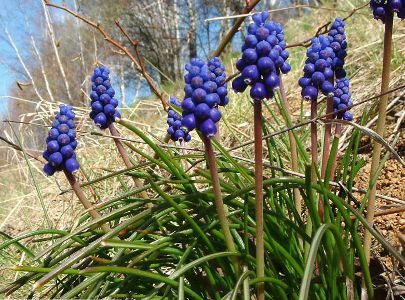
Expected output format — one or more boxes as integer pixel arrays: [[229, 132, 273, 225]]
[[370, 0, 405, 23], [43, 104, 79, 176], [181, 57, 227, 138], [89, 65, 121, 129], [328, 18, 348, 80], [167, 96, 191, 142], [333, 77, 353, 121], [232, 11, 291, 101]]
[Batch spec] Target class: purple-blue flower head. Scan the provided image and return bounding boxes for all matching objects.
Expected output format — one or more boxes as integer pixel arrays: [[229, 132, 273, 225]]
[[89, 65, 121, 129], [232, 11, 291, 101], [370, 0, 405, 22], [333, 77, 353, 121], [43, 104, 79, 176], [167, 96, 191, 142], [299, 35, 336, 101], [182, 57, 227, 138]]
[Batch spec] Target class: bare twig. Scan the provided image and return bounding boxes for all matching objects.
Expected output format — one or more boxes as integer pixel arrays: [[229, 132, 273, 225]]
[[4, 27, 45, 103], [41, 0, 72, 102], [44, 0, 167, 109], [212, 0, 261, 57]]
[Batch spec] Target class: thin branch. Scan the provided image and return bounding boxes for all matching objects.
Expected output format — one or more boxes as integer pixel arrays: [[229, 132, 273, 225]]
[[212, 0, 261, 57], [4, 27, 45, 103], [30, 36, 55, 103], [44, 0, 167, 109], [41, 0, 73, 102]]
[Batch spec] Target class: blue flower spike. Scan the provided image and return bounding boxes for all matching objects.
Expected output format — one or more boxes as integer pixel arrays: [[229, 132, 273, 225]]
[[182, 57, 227, 138], [167, 96, 191, 142], [333, 77, 353, 121], [370, 0, 405, 23], [43, 104, 79, 176], [89, 65, 121, 129], [299, 35, 336, 101], [232, 11, 291, 101]]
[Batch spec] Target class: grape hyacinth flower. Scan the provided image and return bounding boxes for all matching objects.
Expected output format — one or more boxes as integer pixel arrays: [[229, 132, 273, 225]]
[[232, 11, 291, 101], [43, 104, 79, 176], [328, 18, 348, 79], [167, 96, 191, 142], [370, 0, 405, 23], [89, 65, 121, 129], [333, 77, 353, 121], [181, 57, 226, 138], [184, 58, 238, 266], [299, 35, 336, 101]]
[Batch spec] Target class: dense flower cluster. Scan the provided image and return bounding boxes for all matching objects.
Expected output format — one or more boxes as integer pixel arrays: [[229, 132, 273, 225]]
[[89, 65, 121, 129], [232, 11, 291, 101], [299, 35, 335, 101], [333, 77, 353, 121], [181, 58, 225, 138], [370, 0, 405, 22], [43, 104, 79, 176], [207, 57, 229, 106], [328, 18, 347, 79], [167, 97, 191, 142]]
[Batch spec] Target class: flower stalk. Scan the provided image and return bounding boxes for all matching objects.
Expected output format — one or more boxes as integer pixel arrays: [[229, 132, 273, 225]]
[[363, 9, 394, 272], [321, 96, 334, 179], [253, 99, 265, 300], [203, 137, 237, 257], [64, 170, 110, 233], [109, 123, 148, 199]]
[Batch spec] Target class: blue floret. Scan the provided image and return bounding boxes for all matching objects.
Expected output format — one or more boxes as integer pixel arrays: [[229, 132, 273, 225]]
[[181, 57, 227, 138], [333, 77, 353, 121], [232, 11, 291, 101], [167, 96, 191, 142], [43, 104, 79, 176], [89, 65, 120, 129]]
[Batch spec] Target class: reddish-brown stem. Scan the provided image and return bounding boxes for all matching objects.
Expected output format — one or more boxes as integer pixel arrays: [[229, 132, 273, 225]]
[[311, 100, 318, 167], [321, 96, 334, 179], [203, 138, 237, 271], [64, 170, 110, 233], [329, 123, 342, 182], [363, 10, 394, 267], [253, 100, 264, 300], [109, 124, 148, 199], [310, 100, 321, 219]]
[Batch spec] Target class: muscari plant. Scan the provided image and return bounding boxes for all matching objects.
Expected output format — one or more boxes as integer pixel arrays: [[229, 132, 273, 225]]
[[232, 11, 292, 300], [90, 65, 147, 198], [2, 8, 405, 300], [43, 104, 110, 232]]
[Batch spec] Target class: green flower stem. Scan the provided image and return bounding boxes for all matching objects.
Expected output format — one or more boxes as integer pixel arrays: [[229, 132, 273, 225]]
[[203, 137, 238, 269], [279, 78, 302, 218], [253, 100, 265, 300], [108, 123, 148, 199], [363, 8, 394, 281], [64, 170, 110, 233]]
